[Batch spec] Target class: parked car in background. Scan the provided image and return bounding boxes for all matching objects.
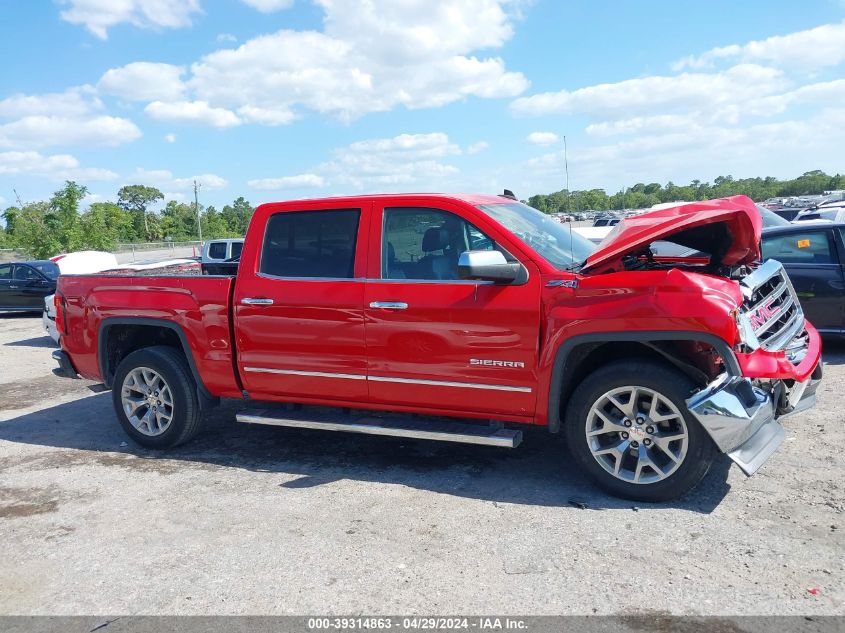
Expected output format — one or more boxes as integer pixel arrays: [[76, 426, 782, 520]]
[[792, 207, 845, 224], [593, 217, 620, 227], [0, 261, 59, 312], [201, 238, 244, 264], [760, 223, 845, 336]]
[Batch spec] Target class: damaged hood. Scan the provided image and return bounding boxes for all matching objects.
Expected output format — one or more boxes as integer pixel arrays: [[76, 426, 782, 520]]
[[582, 195, 763, 273]]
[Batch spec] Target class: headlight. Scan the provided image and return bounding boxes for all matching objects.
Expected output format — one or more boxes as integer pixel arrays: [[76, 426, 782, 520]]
[[734, 309, 761, 351]]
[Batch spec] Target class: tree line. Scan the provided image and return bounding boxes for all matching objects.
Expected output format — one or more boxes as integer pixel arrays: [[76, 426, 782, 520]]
[[526, 170, 845, 214], [0, 182, 254, 259], [2, 170, 844, 259]]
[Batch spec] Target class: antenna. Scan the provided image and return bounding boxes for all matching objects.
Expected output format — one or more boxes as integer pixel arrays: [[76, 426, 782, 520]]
[[564, 135, 575, 267], [194, 179, 203, 244], [13, 188, 23, 207]]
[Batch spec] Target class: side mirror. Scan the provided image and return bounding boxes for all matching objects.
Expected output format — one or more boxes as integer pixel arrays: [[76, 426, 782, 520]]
[[458, 250, 521, 283]]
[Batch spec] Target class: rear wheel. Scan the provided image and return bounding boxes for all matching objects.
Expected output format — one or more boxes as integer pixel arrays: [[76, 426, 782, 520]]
[[564, 360, 716, 502], [112, 346, 202, 449]]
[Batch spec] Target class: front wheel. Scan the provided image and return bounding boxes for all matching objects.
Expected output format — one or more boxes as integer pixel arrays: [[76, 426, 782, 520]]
[[564, 360, 716, 502]]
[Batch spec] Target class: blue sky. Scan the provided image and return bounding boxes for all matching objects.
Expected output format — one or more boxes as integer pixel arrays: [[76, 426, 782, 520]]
[[0, 0, 844, 211]]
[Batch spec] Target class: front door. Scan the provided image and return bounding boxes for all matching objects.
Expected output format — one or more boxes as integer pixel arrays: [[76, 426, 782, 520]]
[[0, 264, 13, 308], [364, 201, 540, 420], [234, 202, 370, 403], [762, 228, 845, 332]]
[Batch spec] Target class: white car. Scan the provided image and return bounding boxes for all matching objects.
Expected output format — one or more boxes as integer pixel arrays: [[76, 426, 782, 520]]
[[44, 251, 119, 343]]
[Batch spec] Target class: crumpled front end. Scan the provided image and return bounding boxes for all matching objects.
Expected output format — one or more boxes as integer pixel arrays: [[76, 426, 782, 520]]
[[685, 259, 823, 475]]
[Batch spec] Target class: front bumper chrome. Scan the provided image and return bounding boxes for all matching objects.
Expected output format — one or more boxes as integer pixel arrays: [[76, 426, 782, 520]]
[[686, 367, 821, 476]]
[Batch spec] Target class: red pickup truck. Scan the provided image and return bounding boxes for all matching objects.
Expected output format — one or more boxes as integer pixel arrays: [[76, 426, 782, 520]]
[[53, 193, 822, 501]]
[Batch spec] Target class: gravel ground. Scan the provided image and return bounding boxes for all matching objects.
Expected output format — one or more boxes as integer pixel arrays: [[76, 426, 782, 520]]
[[0, 313, 842, 615]]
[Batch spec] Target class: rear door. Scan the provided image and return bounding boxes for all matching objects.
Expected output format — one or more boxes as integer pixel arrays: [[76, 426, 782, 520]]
[[363, 199, 540, 419], [762, 227, 845, 332], [234, 201, 370, 402]]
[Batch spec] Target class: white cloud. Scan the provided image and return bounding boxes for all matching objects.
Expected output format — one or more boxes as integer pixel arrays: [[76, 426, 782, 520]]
[[0, 86, 101, 118], [129, 168, 228, 191], [521, 108, 845, 193], [240, 0, 294, 12], [216, 33, 237, 43], [467, 141, 489, 154], [121, 1, 527, 126], [526, 131, 559, 145], [511, 64, 784, 119], [673, 21, 845, 71], [58, 0, 202, 39], [248, 174, 325, 190], [237, 105, 296, 126], [145, 100, 242, 128], [322, 132, 461, 189], [0, 150, 118, 181], [98, 62, 186, 101], [164, 133, 177, 143], [0, 196, 6, 207], [0, 115, 141, 149], [174, 173, 228, 190]]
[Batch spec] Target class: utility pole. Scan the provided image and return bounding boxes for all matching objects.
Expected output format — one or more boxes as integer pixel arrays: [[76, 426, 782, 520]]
[[194, 179, 203, 244]]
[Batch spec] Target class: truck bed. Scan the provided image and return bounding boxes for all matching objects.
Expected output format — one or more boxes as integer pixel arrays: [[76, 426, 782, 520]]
[[57, 274, 241, 397]]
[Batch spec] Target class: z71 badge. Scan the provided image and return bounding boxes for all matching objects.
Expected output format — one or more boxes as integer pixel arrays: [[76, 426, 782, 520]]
[[470, 359, 526, 368]]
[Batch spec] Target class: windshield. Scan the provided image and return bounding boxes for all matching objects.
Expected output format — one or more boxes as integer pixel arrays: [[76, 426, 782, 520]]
[[32, 261, 60, 279], [477, 202, 596, 270], [756, 204, 790, 227]]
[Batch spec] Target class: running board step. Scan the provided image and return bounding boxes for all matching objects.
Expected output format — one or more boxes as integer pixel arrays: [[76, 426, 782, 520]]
[[236, 409, 522, 448]]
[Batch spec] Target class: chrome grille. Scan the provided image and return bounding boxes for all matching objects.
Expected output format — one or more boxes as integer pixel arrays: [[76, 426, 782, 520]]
[[740, 260, 805, 352]]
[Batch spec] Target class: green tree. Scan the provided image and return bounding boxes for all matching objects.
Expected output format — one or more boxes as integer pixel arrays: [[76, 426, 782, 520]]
[[118, 185, 164, 241], [49, 181, 88, 253], [12, 202, 60, 259], [221, 196, 254, 235], [80, 202, 134, 250]]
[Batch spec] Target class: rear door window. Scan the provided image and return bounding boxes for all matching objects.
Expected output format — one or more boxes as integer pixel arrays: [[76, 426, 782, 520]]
[[762, 230, 834, 264], [0, 264, 11, 280], [260, 209, 360, 278]]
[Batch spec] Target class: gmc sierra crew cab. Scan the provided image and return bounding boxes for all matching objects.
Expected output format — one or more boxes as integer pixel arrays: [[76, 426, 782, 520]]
[[52, 193, 822, 501]]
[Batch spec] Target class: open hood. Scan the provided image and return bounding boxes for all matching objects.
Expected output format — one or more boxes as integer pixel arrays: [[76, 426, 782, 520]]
[[581, 195, 762, 273]]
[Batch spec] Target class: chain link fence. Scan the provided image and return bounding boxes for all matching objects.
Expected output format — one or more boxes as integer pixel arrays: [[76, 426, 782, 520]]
[[0, 241, 203, 264]]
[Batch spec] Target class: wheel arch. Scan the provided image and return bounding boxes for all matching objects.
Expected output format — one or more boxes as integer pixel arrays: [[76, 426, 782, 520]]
[[547, 331, 739, 433], [98, 317, 218, 409]]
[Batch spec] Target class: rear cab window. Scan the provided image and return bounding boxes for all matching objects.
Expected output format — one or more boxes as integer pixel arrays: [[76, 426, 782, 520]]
[[260, 209, 360, 279]]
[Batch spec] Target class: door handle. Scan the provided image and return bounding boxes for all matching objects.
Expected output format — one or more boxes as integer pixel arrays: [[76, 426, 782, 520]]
[[829, 279, 844, 290], [241, 297, 274, 305], [369, 301, 408, 310], [9, 285, 18, 289]]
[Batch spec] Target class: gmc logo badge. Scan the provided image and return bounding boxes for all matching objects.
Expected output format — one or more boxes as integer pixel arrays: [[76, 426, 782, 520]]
[[748, 299, 781, 331], [470, 359, 526, 368]]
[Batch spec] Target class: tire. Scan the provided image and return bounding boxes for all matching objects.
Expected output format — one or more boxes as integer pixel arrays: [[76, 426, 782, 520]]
[[563, 360, 716, 502], [111, 345, 202, 449]]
